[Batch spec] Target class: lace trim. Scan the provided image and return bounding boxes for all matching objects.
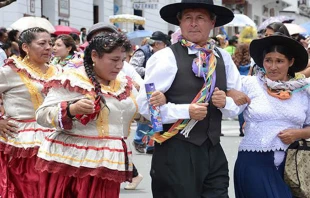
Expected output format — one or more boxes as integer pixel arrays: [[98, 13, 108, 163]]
[[6, 56, 60, 81], [35, 158, 133, 183], [43, 72, 133, 101], [0, 141, 39, 158], [239, 144, 289, 152]]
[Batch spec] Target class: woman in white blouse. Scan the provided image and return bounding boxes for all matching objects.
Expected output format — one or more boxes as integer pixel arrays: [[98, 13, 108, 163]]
[[234, 33, 310, 198]]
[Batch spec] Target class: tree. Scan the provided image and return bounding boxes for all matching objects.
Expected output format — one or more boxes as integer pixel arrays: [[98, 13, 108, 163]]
[[0, 0, 16, 8]]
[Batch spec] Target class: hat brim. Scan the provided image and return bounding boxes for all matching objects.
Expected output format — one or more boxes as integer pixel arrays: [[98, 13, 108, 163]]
[[160, 3, 234, 27], [250, 35, 308, 73]]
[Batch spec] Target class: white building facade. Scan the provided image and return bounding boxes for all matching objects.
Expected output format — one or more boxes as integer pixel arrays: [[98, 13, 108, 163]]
[[0, 0, 182, 34]]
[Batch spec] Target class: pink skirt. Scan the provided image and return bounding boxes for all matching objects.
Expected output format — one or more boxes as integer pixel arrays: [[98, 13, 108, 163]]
[[0, 151, 40, 198], [39, 170, 121, 198]]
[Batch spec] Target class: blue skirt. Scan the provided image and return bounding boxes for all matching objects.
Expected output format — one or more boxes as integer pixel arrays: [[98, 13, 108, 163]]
[[234, 151, 293, 198]]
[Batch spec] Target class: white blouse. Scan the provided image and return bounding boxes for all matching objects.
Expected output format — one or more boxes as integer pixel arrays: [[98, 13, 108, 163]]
[[239, 76, 310, 152]]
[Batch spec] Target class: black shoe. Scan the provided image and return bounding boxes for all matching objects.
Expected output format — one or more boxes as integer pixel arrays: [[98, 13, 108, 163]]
[[239, 133, 244, 137], [133, 141, 145, 153], [220, 133, 224, 136], [146, 149, 154, 154]]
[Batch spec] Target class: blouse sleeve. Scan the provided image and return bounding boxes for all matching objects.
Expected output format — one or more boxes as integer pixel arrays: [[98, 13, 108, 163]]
[[35, 87, 85, 130], [0, 66, 13, 94], [304, 95, 310, 126]]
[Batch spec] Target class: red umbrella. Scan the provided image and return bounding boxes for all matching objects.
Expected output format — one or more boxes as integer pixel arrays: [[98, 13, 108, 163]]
[[54, 25, 80, 36]]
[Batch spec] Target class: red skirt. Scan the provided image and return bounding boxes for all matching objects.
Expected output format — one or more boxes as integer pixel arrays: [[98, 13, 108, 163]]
[[0, 152, 40, 198], [39, 171, 121, 198]]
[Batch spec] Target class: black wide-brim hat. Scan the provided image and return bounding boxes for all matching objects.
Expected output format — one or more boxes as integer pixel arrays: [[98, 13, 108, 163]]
[[250, 34, 309, 73], [160, 0, 234, 27]]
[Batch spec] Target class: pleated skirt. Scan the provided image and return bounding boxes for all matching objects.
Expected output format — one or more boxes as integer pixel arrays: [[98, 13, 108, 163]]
[[234, 151, 293, 198], [0, 151, 39, 198]]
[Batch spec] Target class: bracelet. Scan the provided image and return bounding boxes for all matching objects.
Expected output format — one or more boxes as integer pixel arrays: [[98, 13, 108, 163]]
[[66, 101, 75, 119]]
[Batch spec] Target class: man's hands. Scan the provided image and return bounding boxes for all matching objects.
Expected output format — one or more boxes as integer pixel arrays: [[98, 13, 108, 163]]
[[0, 119, 18, 139], [212, 87, 226, 108], [69, 99, 95, 116], [227, 89, 251, 106], [149, 91, 166, 107], [189, 103, 208, 121]]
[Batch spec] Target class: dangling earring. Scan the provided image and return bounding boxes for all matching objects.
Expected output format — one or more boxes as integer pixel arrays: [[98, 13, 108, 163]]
[[93, 63, 95, 67]]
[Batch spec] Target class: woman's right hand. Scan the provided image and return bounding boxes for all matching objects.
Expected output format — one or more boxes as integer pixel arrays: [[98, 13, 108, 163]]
[[69, 99, 95, 116], [0, 119, 18, 139]]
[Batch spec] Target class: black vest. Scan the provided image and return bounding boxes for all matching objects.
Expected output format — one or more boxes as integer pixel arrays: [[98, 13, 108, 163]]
[[163, 42, 227, 146]]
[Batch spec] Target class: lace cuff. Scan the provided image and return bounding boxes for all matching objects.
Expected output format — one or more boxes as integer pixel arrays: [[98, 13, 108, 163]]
[[59, 102, 73, 130]]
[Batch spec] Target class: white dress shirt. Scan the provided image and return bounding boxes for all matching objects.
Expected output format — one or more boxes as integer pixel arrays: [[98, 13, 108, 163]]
[[122, 61, 143, 86], [137, 46, 242, 124]]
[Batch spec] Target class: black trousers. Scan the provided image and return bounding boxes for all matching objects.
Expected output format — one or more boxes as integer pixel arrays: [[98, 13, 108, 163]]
[[151, 138, 229, 198]]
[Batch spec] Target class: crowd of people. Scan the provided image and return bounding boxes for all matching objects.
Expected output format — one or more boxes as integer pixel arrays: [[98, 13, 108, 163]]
[[0, 0, 310, 197]]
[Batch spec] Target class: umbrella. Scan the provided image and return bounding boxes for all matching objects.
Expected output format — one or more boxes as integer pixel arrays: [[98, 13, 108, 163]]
[[127, 30, 153, 45], [284, 23, 307, 35], [225, 14, 256, 27], [258, 16, 294, 32], [10, 16, 55, 33], [54, 25, 80, 36], [300, 22, 310, 35], [109, 14, 146, 25]]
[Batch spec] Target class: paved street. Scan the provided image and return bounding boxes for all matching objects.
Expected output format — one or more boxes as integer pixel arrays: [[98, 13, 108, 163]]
[[120, 119, 241, 198]]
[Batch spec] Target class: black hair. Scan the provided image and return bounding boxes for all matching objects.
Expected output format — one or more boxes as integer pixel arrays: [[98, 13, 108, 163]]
[[265, 22, 290, 37], [56, 34, 77, 55], [1, 41, 12, 51], [0, 28, 7, 40], [18, 27, 50, 58], [69, 33, 80, 42], [8, 29, 19, 42], [263, 45, 295, 77], [83, 32, 131, 109], [80, 27, 86, 32]]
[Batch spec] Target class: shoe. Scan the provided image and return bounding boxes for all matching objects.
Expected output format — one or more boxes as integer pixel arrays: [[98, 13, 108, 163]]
[[146, 149, 154, 154], [124, 174, 143, 190], [133, 141, 145, 153], [220, 133, 224, 136], [239, 133, 244, 137]]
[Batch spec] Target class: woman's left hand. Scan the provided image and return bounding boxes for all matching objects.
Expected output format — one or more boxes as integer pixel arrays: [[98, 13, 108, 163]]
[[278, 129, 298, 144], [149, 91, 166, 107]]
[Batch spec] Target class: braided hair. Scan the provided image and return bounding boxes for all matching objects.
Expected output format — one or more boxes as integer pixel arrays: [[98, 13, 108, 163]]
[[83, 32, 131, 110], [18, 27, 50, 58]]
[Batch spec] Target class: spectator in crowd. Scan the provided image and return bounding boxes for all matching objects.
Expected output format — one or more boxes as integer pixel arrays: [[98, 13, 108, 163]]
[[224, 35, 238, 56], [69, 33, 81, 49], [0, 41, 12, 67], [0, 28, 8, 47], [80, 27, 87, 44], [264, 22, 290, 37], [51, 34, 77, 68], [7, 29, 19, 56]]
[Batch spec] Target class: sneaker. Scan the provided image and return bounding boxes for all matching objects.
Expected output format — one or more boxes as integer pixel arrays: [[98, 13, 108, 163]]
[[133, 141, 145, 153], [124, 174, 143, 190]]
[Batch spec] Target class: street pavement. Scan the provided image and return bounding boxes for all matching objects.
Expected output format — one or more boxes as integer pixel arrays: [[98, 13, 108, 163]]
[[120, 119, 241, 198]]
